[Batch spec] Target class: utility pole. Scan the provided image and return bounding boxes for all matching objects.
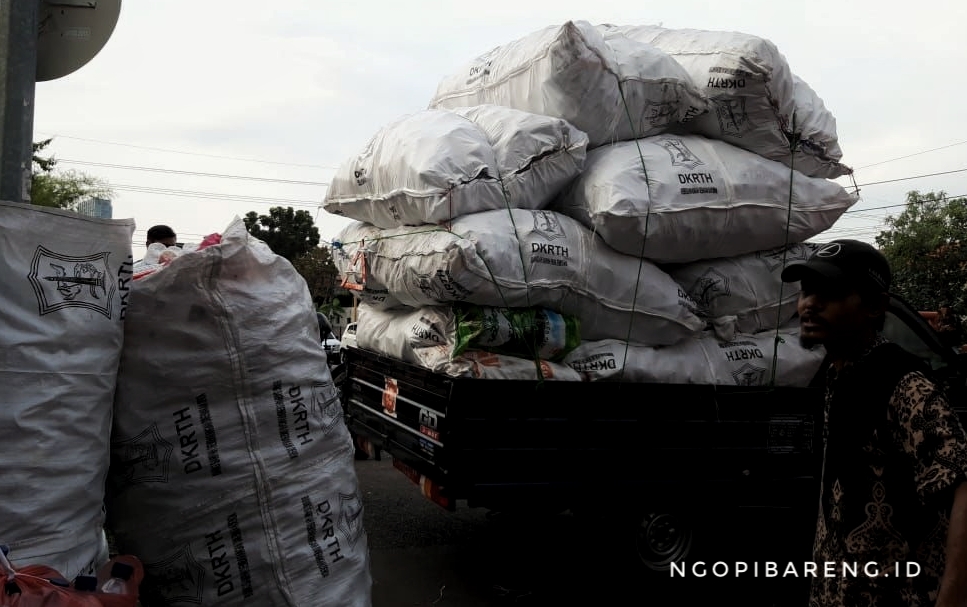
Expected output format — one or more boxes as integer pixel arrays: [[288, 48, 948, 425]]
[[0, 0, 39, 203]]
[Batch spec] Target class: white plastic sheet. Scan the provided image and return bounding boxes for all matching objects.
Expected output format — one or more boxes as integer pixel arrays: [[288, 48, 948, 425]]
[[333, 209, 706, 346], [598, 24, 850, 178], [355, 303, 582, 380], [323, 105, 588, 228], [565, 324, 825, 387], [665, 243, 822, 335], [429, 21, 708, 147], [554, 135, 857, 263], [0, 200, 133, 579], [108, 218, 371, 607]]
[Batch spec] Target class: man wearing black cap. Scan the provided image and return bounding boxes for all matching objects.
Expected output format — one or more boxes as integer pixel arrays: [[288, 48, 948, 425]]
[[781, 239, 967, 607]]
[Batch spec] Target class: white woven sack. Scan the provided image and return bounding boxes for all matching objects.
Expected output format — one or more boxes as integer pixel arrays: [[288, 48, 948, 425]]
[[554, 134, 857, 263], [0, 200, 133, 579], [323, 105, 588, 228], [107, 217, 371, 607], [429, 20, 708, 147], [355, 303, 581, 380], [565, 324, 825, 387], [333, 209, 705, 346], [665, 242, 822, 335], [598, 24, 850, 179]]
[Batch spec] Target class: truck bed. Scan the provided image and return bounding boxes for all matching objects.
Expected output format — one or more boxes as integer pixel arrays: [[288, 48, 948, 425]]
[[341, 346, 825, 513]]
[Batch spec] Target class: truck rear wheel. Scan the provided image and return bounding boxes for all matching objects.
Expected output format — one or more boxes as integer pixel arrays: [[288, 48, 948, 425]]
[[636, 510, 693, 571]]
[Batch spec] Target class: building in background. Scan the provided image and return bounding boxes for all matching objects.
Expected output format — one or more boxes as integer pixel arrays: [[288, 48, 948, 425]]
[[71, 196, 112, 218]]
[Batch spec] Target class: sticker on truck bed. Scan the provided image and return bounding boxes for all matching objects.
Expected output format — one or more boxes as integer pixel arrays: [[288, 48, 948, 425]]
[[767, 415, 814, 454], [382, 376, 398, 418]]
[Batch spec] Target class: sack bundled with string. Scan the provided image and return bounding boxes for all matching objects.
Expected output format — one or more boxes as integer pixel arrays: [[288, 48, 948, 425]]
[[564, 323, 825, 387], [323, 105, 588, 228], [598, 24, 850, 179], [664, 242, 822, 335], [106, 218, 371, 607], [428, 20, 709, 148], [333, 208, 706, 346], [553, 134, 857, 263], [0, 200, 135, 581], [355, 303, 582, 380]]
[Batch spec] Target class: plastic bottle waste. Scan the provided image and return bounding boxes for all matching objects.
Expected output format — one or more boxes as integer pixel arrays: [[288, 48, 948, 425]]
[[99, 562, 133, 594]]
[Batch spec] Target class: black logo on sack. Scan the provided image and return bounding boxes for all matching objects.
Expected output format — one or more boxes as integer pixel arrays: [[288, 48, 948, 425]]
[[689, 268, 730, 312], [416, 270, 471, 303], [465, 58, 493, 85], [531, 210, 566, 242], [338, 492, 365, 549], [644, 101, 678, 128], [657, 137, 704, 170], [143, 545, 207, 605], [756, 244, 815, 273], [713, 97, 752, 137], [731, 363, 767, 386], [28, 247, 116, 318], [311, 380, 343, 437], [417, 272, 446, 302], [112, 423, 174, 488]]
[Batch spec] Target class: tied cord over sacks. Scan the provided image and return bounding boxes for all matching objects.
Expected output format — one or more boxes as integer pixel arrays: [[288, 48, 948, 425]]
[[331, 121, 560, 383], [764, 113, 861, 391], [608, 74, 860, 391], [331, 79, 862, 388]]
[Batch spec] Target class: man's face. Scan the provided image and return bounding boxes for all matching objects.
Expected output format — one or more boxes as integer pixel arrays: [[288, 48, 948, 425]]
[[148, 237, 177, 247], [797, 275, 870, 349]]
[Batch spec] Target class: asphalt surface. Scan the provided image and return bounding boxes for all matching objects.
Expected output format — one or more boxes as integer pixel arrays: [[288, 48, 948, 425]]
[[355, 453, 815, 607]]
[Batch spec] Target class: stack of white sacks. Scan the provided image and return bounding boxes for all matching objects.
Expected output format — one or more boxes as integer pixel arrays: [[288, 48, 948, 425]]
[[325, 21, 857, 387]]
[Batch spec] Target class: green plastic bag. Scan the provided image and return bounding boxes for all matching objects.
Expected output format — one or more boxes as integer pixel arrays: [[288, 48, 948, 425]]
[[452, 305, 581, 362]]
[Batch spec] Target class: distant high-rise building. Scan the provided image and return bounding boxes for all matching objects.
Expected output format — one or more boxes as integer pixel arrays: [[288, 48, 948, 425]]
[[72, 196, 112, 219]]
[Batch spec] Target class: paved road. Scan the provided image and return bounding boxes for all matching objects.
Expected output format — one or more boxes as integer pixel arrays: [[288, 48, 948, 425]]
[[354, 454, 814, 607]]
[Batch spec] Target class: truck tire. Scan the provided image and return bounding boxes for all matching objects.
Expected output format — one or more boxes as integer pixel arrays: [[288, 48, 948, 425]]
[[635, 510, 694, 572]]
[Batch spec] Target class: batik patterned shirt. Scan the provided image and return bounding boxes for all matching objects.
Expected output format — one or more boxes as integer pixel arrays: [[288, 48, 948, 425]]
[[809, 337, 967, 607]]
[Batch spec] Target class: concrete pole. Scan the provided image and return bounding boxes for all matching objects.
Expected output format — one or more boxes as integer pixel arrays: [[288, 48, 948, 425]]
[[0, 0, 39, 203]]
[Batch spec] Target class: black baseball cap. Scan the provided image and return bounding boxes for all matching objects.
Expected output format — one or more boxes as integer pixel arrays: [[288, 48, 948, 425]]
[[781, 239, 891, 294]]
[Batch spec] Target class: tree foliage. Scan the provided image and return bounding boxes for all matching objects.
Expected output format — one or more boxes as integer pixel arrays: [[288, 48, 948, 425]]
[[31, 139, 114, 208], [243, 206, 340, 307], [243, 206, 320, 261], [291, 245, 341, 310], [875, 190, 967, 318]]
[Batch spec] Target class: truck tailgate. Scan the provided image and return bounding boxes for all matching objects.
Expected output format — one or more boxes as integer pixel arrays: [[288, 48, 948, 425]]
[[342, 346, 825, 511]]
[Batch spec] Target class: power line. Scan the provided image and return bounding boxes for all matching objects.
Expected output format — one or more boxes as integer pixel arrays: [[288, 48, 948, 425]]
[[56, 159, 330, 186], [855, 140, 967, 170], [111, 183, 322, 208], [34, 131, 340, 169], [843, 193, 967, 216], [854, 167, 967, 187]]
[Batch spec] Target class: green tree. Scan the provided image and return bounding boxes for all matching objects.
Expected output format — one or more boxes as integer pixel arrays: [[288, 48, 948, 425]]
[[31, 139, 114, 208], [317, 298, 346, 328], [291, 245, 340, 309], [243, 206, 320, 261], [875, 190, 967, 315]]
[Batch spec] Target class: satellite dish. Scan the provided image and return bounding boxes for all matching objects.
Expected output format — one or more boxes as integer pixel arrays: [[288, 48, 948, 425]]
[[36, 0, 122, 82]]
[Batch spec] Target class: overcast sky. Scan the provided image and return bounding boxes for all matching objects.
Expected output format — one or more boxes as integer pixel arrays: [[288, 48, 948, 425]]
[[31, 0, 967, 260]]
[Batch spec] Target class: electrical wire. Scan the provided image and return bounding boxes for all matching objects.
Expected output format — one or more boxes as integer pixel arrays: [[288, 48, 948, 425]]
[[34, 131, 339, 169], [853, 168, 967, 187], [55, 159, 330, 186], [855, 140, 967, 170], [110, 183, 322, 208]]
